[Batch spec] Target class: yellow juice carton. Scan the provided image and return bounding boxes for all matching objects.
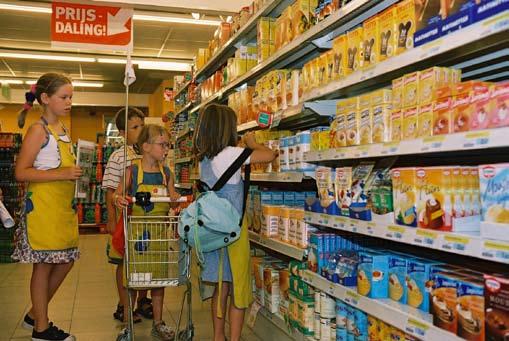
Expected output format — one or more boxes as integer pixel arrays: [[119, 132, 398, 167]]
[[403, 71, 420, 108], [416, 167, 452, 231], [395, 0, 417, 55], [372, 104, 392, 143], [362, 15, 380, 69], [378, 6, 397, 61], [391, 167, 418, 227], [346, 27, 363, 75], [418, 103, 434, 137], [403, 106, 419, 140], [391, 110, 403, 142], [392, 77, 404, 110], [344, 97, 360, 146], [419, 67, 443, 105], [332, 34, 348, 80], [292, 0, 311, 39], [359, 93, 372, 145]]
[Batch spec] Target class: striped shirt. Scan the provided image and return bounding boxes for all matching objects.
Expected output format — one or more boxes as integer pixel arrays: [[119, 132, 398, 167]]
[[102, 145, 141, 190]]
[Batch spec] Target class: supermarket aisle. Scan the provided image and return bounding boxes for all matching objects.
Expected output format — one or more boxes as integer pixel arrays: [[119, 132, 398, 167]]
[[0, 234, 262, 341]]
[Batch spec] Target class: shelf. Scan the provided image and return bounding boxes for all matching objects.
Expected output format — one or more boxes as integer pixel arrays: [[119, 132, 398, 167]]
[[194, 0, 287, 82], [175, 102, 193, 116], [175, 156, 193, 164], [237, 120, 259, 133], [305, 127, 509, 163], [251, 306, 309, 341], [301, 11, 509, 103], [176, 127, 194, 140], [175, 183, 193, 190], [250, 172, 314, 183], [304, 211, 509, 265], [249, 231, 306, 260], [174, 79, 192, 99], [301, 270, 462, 341]]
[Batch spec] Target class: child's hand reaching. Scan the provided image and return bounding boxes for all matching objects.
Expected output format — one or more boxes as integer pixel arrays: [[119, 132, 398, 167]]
[[114, 194, 130, 209], [169, 190, 181, 202]]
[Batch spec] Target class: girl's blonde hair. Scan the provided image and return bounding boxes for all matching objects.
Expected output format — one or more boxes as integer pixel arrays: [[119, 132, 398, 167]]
[[192, 104, 238, 161], [137, 124, 170, 151], [18, 73, 72, 128]]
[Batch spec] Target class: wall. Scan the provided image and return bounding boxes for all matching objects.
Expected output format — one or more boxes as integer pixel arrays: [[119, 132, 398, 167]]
[[149, 80, 174, 118], [0, 104, 71, 136]]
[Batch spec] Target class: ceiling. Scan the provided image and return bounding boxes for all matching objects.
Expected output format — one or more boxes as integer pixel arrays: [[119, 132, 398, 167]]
[[0, 0, 238, 94]]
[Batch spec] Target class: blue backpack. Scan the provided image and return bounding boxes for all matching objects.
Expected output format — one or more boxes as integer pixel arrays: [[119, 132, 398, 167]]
[[178, 149, 252, 263]]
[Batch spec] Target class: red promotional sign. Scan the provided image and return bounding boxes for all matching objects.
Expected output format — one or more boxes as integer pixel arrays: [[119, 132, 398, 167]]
[[51, 1, 133, 52]]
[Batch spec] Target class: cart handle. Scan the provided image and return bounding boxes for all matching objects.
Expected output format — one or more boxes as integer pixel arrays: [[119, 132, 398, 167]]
[[128, 192, 187, 208]]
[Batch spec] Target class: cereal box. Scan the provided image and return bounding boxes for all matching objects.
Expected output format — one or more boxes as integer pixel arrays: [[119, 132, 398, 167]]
[[395, 0, 417, 55], [403, 71, 420, 108], [372, 104, 392, 143], [391, 168, 418, 227], [362, 15, 380, 69], [407, 258, 440, 312], [332, 34, 348, 80], [418, 102, 434, 137], [346, 27, 363, 75], [357, 251, 389, 299], [484, 274, 509, 341], [388, 254, 408, 304], [378, 6, 397, 61], [403, 106, 419, 140], [489, 81, 509, 129], [392, 77, 404, 110], [457, 276, 485, 341], [391, 110, 403, 142], [419, 67, 443, 105], [433, 95, 453, 135]]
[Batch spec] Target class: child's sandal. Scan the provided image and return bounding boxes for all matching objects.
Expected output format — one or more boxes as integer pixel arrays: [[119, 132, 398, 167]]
[[135, 297, 154, 319]]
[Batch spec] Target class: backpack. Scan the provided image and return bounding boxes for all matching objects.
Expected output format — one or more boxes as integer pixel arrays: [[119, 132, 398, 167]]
[[178, 148, 252, 263]]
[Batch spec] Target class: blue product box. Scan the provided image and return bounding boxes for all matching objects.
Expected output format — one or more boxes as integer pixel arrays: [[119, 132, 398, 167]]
[[475, 0, 509, 22], [294, 192, 306, 207], [357, 251, 389, 299], [283, 191, 295, 206], [354, 308, 368, 341], [346, 304, 355, 341], [260, 191, 272, 205], [349, 203, 372, 221], [337, 327, 348, 341], [414, 23, 441, 47], [388, 254, 409, 304], [308, 233, 326, 274], [407, 258, 440, 312], [336, 300, 348, 330], [441, 6, 475, 35], [271, 191, 284, 206]]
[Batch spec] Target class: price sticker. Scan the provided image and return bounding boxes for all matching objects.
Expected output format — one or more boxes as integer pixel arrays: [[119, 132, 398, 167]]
[[326, 284, 335, 296], [381, 142, 399, 155], [344, 290, 360, 306], [386, 225, 405, 240], [354, 145, 371, 158], [482, 241, 509, 263], [405, 318, 429, 338], [360, 69, 375, 82], [421, 136, 445, 152], [464, 131, 490, 148], [335, 216, 347, 227], [366, 223, 376, 235], [442, 235, 470, 252], [419, 39, 442, 60], [415, 229, 437, 246], [319, 214, 330, 226]]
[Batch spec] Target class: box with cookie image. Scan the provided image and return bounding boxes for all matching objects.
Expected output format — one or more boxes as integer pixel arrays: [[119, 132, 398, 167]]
[[485, 273, 509, 341], [388, 254, 413, 305], [457, 276, 485, 341], [407, 258, 441, 312], [357, 250, 389, 299], [431, 271, 465, 333]]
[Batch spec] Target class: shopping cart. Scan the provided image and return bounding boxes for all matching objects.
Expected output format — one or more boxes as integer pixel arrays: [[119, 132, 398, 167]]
[[117, 192, 193, 341]]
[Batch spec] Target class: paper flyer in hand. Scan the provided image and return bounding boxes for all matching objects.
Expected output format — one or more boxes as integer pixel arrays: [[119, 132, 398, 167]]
[[75, 139, 96, 199]]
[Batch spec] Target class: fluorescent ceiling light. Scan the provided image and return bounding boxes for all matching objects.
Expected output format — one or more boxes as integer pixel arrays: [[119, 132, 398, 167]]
[[97, 58, 191, 71], [133, 14, 220, 26], [0, 52, 95, 63], [96, 58, 127, 64], [25, 80, 103, 88], [191, 12, 201, 20], [0, 79, 23, 84], [0, 3, 51, 13]]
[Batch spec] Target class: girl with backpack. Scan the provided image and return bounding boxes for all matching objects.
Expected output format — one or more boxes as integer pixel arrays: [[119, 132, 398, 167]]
[[192, 104, 276, 341]]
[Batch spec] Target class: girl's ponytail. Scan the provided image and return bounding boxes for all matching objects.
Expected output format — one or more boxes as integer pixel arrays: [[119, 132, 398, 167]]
[[17, 84, 37, 128]]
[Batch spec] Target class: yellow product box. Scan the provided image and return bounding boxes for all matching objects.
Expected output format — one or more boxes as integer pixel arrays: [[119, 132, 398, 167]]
[[274, 16, 283, 51], [257, 17, 275, 63], [451, 68, 462, 84], [403, 106, 419, 140], [270, 19, 276, 56], [326, 50, 335, 84], [370, 88, 392, 106], [392, 77, 404, 110], [403, 71, 420, 108], [346, 27, 363, 75], [332, 34, 348, 80], [359, 93, 371, 110], [362, 15, 380, 69], [391, 167, 418, 227], [344, 97, 360, 146], [432, 95, 453, 136], [395, 0, 417, 55], [311, 129, 320, 151], [378, 6, 397, 61], [318, 53, 328, 86], [282, 6, 293, 46], [359, 106, 373, 145], [418, 102, 434, 137], [372, 104, 392, 143], [310, 58, 320, 89], [331, 112, 346, 147], [197, 48, 209, 70], [292, 0, 311, 40], [235, 58, 248, 78], [416, 167, 453, 230], [301, 63, 310, 94], [319, 128, 331, 150], [277, 69, 290, 110], [419, 67, 442, 105]]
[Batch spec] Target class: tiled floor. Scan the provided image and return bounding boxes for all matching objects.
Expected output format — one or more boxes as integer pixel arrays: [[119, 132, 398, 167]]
[[0, 234, 263, 341]]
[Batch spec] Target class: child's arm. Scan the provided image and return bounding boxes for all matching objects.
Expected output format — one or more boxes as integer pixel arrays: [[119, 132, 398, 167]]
[[113, 168, 132, 209], [15, 124, 83, 182], [105, 189, 117, 234], [165, 167, 180, 201], [242, 131, 277, 164]]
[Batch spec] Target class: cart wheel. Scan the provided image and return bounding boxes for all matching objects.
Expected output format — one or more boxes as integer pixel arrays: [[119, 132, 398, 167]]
[[116, 328, 132, 341]]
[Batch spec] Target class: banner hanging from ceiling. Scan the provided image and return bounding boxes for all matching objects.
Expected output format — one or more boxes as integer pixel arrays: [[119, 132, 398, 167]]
[[51, 1, 133, 52]]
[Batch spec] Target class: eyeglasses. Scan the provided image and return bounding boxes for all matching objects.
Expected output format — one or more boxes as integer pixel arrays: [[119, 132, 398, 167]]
[[152, 142, 171, 149]]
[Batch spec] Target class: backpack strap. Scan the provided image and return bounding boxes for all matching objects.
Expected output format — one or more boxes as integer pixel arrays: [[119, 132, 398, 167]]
[[211, 148, 252, 191]]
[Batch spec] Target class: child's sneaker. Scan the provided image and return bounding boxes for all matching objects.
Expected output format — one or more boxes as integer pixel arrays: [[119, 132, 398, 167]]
[[23, 314, 35, 330], [32, 324, 75, 341], [151, 321, 175, 341]]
